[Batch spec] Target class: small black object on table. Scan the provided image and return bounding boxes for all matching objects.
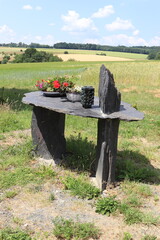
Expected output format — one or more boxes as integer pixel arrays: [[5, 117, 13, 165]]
[[22, 65, 144, 190]]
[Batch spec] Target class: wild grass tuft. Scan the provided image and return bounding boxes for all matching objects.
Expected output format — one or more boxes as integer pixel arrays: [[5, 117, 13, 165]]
[[5, 190, 18, 199], [95, 196, 119, 216], [121, 181, 152, 197], [63, 175, 100, 199], [53, 217, 100, 240], [49, 193, 56, 201], [119, 203, 159, 225], [141, 235, 157, 240], [0, 228, 32, 240], [122, 232, 133, 240], [119, 205, 144, 225]]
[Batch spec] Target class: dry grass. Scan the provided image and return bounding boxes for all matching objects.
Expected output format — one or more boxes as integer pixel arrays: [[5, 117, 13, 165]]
[[57, 53, 133, 62]]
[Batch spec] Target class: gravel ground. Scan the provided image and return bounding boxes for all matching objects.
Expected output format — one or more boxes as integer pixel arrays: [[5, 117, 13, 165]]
[[0, 173, 160, 240]]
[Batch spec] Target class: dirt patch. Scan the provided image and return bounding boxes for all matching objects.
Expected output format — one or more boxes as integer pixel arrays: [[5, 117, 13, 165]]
[[0, 129, 31, 148], [1, 178, 160, 240], [131, 137, 160, 169], [147, 89, 160, 98], [121, 86, 137, 92], [57, 54, 133, 62]]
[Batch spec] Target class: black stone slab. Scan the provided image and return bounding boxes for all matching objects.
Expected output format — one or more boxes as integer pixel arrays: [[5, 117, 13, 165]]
[[99, 65, 121, 114], [31, 106, 66, 160], [22, 91, 144, 121]]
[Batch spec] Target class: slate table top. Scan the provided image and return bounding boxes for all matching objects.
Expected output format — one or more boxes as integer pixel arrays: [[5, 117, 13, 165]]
[[22, 91, 144, 121]]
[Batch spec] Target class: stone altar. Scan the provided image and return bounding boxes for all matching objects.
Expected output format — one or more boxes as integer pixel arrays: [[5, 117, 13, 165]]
[[22, 65, 144, 190]]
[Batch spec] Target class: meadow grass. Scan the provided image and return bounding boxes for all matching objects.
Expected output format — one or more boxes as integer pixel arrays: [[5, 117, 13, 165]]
[[0, 60, 160, 176], [0, 58, 160, 238], [0, 46, 147, 60]]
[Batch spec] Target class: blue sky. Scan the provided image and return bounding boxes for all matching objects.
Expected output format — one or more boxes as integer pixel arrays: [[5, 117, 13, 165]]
[[0, 0, 160, 46]]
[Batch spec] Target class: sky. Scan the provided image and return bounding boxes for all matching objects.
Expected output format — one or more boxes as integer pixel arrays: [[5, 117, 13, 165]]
[[0, 0, 160, 46]]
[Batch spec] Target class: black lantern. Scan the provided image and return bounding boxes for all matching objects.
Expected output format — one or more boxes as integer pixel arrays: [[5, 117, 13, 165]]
[[81, 86, 94, 108]]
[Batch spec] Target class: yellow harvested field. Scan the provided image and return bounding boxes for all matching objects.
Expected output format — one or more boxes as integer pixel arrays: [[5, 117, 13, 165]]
[[57, 53, 133, 62]]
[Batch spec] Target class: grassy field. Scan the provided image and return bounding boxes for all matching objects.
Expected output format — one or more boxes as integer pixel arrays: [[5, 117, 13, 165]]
[[0, 58, 160, 239], [0, 46, 148, 60]]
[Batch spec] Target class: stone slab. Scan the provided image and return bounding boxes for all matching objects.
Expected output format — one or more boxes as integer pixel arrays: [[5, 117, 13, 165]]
[[22, 91, 144, 121]]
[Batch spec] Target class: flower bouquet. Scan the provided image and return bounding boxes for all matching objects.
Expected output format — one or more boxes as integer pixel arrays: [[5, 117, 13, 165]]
[[35, 75, 75, 94]]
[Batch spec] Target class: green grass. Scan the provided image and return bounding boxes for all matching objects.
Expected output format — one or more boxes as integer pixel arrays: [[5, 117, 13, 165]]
[[121, 181, 153, 197], [141, 235, 157, 240], [0, 228, 32, 240], [119, 203, 159, 225], [0, 60, 159, 184], [65, 133, 96, 172], [95, 196, 119, 216], [63, 175, 100, 199], [5, 190, 18, 199], [53, 217, 100, 240], [0, 58, 160, 237], [0, 140, 56, 189], [122, 232, 133, 240]]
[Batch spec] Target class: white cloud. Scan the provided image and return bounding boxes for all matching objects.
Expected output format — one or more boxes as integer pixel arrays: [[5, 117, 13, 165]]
[[106, 17, 134, 31], [0, 25, 14, 35], [49, 23, 55, 26], [22, 5, 42, 11], [21, 34, 55, 45], [92, 5, 114, 18], [61, 10, 97, 33], [133, 30, 139, 36], [102, 34, 147, 46], [35, 6, 42, 11], [83, 38, 100, 44], [149, 36, 160, 46], [0, 25, 16, 42], [22, 5, 33, 10], [35, 36, 42, 41]]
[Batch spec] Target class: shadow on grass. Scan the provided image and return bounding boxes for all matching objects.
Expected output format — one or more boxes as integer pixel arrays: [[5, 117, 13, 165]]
[[63, 134, 160, 184], [0, 87, 32, 111], [116, 150, 160, 184], [64, 134, 97, 175]]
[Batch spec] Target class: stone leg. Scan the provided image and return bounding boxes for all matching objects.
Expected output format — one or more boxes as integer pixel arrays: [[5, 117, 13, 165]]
[[31, 106, 66, 162], [96, 119, 120, 190]]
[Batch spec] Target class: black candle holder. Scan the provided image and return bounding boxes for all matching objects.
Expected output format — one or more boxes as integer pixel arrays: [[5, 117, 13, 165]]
[[81, 86, 94, 108]]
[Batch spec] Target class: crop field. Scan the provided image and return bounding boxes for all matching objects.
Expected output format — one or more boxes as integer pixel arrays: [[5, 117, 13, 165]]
[[0, 46, 148, 61], [56, 53, 133, 62], [0, 57, 160, 239]]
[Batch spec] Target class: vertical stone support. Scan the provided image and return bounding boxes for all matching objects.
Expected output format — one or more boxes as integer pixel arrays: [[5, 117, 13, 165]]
[[96, 118, 120, 190], [31, 106, 66, 162]]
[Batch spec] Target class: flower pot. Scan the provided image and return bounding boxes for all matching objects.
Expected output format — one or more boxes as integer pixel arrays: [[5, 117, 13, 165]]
[[66, 92, 81, 102], [42, 91, 66, 97]]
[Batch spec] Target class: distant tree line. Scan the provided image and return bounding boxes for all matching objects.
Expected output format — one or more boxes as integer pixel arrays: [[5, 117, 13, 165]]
[[53, 42, 153, 54], [0, 42, 53, 49], [1, 41, 160, 60]]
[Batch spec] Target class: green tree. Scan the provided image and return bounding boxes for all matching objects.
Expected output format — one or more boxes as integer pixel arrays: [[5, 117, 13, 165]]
[[24, 48, 37, 58], [147, 51, 157, 60], [155, 52, 160, 60], [12, 48, 63, 63]]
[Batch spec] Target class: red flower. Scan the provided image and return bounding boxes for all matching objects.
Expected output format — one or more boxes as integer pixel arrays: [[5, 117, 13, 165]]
[[53, 80, 61, 89], [63, 82, 69, 87]]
